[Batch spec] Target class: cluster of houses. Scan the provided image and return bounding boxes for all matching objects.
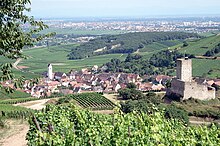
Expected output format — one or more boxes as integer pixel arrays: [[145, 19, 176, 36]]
[[20, 64, 173, 98], [1, 64, 220, 98]]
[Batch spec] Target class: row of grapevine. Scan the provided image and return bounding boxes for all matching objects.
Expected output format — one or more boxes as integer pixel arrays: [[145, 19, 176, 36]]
[[65, 93, 115, 110], [0, 96, 61, 105], [27, 104, 220, 145], [0, 104, 35, 119], [0, 97, 39, 104]]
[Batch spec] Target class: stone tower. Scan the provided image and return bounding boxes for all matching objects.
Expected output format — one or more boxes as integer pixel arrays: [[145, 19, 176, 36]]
[[176, 58, 192, 82], [166, 57, 215, 100], [48, 64, 53, 80]]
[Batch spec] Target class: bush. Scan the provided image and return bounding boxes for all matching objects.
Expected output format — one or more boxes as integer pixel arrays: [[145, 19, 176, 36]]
[[164, 104, 189, 124]]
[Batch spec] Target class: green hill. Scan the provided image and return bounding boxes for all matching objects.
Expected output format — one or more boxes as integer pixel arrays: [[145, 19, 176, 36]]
[[0, 33, 219, 79], [68, 32, 199, 60], [176, 35, 220, 56], [19, 45, 126, 74]]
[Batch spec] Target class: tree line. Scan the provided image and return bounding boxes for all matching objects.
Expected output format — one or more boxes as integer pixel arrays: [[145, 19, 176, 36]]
[[103, 50, 195, 76], [204, 43, 220, 57]]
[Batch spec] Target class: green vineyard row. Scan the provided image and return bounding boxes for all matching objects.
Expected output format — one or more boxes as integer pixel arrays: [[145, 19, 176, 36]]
[[27, 105, 220, 145], [62, 93, 115, 110]]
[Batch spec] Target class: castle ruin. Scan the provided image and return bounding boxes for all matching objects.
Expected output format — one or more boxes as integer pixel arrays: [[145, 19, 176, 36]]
[[166, 58, 215, 100]]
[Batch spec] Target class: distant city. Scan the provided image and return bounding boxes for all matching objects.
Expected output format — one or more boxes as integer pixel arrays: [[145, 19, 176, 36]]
[[42, 16, 220, 34], [27, 16, 220, 48]]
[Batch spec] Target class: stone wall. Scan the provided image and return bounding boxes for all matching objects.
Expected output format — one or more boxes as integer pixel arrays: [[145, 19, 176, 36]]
[[183, 82, 215, 100], [170, 79, 185, 96], [168, 78, 215, 100]]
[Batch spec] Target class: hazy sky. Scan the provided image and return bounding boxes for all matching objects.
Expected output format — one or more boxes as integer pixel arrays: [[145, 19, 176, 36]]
[[30, 0, 220, 18]]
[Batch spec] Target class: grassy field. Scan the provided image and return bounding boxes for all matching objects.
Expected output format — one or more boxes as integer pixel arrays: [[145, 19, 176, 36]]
[[177, 35, 220, 55], [192, 59, 220, 78]]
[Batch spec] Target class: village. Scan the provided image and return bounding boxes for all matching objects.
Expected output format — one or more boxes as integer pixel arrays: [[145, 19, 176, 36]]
[[2, 61, 218, 99], [24, 64, 169, 98]]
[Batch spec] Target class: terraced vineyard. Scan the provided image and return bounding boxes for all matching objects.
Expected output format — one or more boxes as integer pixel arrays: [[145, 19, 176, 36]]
[[66, 93, 115, 110]]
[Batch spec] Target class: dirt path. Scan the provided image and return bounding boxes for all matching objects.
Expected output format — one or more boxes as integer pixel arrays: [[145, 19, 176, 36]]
[[0, 120, 29, 146], [12, 58, 22, 70], [14, 99, 51, 110], [195, 56, 220, 60], [0, 99, 52, 146]]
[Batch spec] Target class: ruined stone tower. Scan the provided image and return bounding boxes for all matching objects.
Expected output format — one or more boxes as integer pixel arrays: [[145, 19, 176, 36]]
[[48, 64, 53, 80], [166, 58, 215, 100], [176, 58, 192, 82]]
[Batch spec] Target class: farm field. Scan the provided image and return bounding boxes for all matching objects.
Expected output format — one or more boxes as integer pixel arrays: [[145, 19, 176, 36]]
[[14, 39, 184, 75], [19, 45, 126, 74]]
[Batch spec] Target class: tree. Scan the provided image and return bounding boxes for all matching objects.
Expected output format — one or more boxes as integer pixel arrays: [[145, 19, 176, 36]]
[[126, 82, 137, 89], [1, 0, 50, 91], [118, 88, 144, 100], [182, 41, 189, 47]]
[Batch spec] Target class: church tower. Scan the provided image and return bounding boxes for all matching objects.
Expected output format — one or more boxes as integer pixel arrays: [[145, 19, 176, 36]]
[[48, 64, 53, 80], [176, 58, 192, 82]]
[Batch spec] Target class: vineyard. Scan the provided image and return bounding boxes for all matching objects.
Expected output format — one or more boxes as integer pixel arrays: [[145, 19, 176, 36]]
[[62, 93, 115, 110], [27, 105, 220, 146], [0, 104, 35, 119], [0, 97, 39, 104]]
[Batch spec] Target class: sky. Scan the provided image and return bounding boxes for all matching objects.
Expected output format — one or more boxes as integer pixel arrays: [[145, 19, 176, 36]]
[[30, 0, 220, 18]]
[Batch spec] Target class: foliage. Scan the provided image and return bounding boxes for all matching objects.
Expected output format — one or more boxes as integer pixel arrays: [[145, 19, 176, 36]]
[[68, 32, 199, 60], [212, 83, 220, 91], [0, 0, 49, 87], [177, 35, 220, 56], [182, 41, 189, 47], [27, 104, 220, 145], [0, 97, 38, 104], [204, 43, 220, 57], [104, 50, 194, 75], [58, 93, 115, 110], [0, 88, 30, 99], [120, 90, 189, 123], [175, 98, 220, 119], [118, 88, 144, 100], [164, 104, 189, 124], [126, 82, 137, 89], [0, 104, 34, 119], [0, 117, 6, 128]]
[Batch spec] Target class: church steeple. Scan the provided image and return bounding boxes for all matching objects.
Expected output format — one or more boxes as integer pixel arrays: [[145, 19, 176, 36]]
[[48, 64, 53, 80]]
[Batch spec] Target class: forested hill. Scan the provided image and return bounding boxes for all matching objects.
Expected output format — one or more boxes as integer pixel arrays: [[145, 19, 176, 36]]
[[68, 32, 200, 60]]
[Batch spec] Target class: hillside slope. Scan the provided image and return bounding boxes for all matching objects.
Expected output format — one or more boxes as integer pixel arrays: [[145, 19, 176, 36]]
[[68, 32, 199, 59], [177, 35, 220, 56]]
